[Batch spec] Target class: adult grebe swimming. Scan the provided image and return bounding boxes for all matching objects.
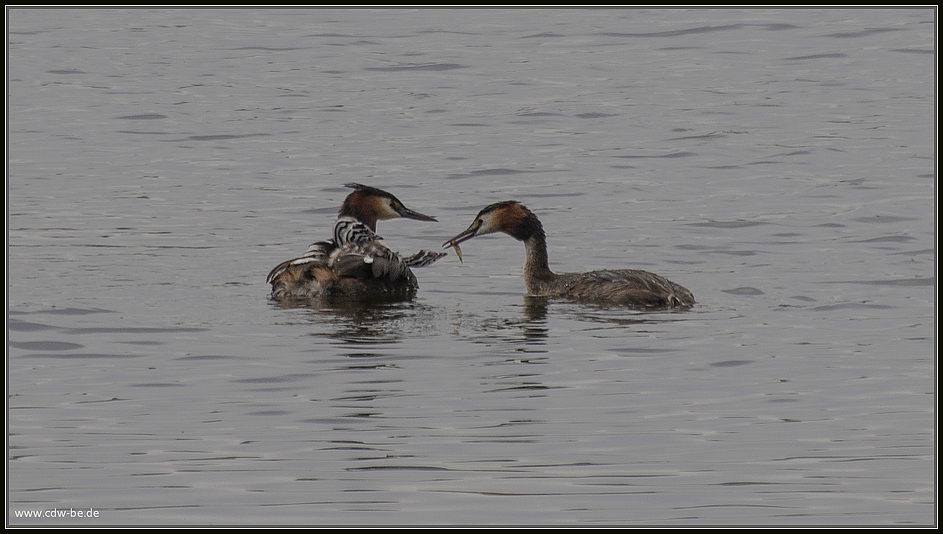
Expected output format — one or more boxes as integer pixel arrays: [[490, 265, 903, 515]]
[[443, 201, 694, 309], [267, 183, 445, 300]]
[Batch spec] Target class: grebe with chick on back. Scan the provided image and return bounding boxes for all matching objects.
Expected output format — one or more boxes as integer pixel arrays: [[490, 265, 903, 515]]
[[267, 183, 446, 300], [443, 201, 694, 309]]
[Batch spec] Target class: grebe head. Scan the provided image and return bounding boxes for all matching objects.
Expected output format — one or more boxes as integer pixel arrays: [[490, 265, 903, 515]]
[[444, 200, 543, 248], [341, 183, 437, 230]]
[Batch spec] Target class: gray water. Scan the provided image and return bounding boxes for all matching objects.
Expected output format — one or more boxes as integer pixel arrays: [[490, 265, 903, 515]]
[[7, 8, 935, 526]]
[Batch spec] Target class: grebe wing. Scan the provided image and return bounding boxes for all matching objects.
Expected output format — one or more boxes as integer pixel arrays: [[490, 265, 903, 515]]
[[565, 269, 695, 307], [330, 242, 411, 282], [266, 240, 335, 284]]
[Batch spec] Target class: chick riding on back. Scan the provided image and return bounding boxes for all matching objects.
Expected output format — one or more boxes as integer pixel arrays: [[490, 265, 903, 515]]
[[268, 183, 445, 300]]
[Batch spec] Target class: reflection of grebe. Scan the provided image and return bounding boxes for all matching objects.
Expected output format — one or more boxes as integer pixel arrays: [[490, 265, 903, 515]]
[[267, 183, 445, 299], [444, 201, 694, 309]]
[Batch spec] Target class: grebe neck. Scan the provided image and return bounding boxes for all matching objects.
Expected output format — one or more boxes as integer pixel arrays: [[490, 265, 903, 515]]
[[521, 226, 555, 294], [339, 204, 377, 232]]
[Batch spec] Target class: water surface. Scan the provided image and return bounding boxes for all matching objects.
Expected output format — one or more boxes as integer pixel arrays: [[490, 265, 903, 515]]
[[7, 8, 935, 526]]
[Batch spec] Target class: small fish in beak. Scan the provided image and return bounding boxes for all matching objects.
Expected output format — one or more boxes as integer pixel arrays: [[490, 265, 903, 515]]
[[444, 219, 484, 264]]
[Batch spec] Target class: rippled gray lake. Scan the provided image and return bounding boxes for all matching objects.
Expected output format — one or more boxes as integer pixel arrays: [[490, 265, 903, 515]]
[[7, 8, 935, 526]]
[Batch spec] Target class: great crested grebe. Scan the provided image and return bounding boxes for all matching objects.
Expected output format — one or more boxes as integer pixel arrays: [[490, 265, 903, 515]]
[[267, 183, 446, 300], [443, 201, 695, 308]]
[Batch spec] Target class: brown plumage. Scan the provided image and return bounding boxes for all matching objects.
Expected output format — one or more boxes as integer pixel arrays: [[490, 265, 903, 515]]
[[443, 201, 695, 309], [267, 184, 445, 300]]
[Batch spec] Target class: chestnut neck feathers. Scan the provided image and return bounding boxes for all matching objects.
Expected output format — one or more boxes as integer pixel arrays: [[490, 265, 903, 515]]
[[495, 202, 553, 284], [338, 184, 391, 231]]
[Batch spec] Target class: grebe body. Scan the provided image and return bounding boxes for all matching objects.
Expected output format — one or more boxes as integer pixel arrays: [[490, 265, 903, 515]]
[[444, 201, 694, 309], [267, 184, 445, 300]]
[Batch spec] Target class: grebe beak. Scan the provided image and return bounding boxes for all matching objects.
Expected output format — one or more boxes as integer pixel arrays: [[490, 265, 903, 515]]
[[396, 206, 438, 223], [443, 219, 482, 249]]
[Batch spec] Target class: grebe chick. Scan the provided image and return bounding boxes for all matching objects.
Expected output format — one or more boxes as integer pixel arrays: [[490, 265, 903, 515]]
[[267, 183, 446, 300], [443, 201, 694, 309]]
